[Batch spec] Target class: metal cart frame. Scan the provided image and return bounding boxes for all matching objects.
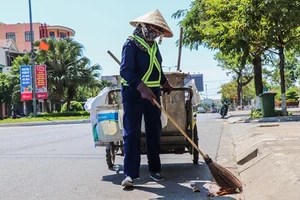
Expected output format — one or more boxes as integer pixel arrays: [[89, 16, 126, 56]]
[[105, 86, 199, 168]]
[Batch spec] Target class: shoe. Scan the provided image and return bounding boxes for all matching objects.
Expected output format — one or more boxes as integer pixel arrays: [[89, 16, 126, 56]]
[[150, 173, 164, 181], [121, 176, 133, 187]]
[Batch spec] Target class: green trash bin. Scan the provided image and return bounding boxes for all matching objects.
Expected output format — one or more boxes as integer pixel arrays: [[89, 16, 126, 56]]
[[259, 92, 277, 117]]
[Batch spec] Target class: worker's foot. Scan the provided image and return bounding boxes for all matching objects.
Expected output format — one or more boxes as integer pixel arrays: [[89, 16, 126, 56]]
[[150, 173, 164, 182], [121, 176, 133, 187]]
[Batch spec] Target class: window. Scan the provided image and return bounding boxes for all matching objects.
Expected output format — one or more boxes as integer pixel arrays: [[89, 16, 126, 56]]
[[25, 31, 34, 42], [49, 31, 55, 37], [6, 32, 16, 41], [60, 32, 67, 38]]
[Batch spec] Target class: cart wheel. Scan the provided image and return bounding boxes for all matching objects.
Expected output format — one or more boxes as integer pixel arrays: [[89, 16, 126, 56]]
[[192, 125, 199, 165], [106, 142, 115, 168]]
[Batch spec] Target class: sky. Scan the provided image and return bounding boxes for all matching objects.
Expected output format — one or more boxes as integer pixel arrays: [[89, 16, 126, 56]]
[[0, 0, 231, 99]]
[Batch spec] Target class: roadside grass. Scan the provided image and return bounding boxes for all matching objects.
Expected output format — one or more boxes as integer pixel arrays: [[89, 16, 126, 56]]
[[0, 116, 90, 124]]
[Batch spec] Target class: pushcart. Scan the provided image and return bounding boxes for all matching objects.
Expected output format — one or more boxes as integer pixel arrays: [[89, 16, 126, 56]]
[[98, 72, 199, 168]]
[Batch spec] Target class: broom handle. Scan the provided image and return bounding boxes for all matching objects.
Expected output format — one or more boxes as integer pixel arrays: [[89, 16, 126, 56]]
[[107, 50, 121, 65], [106, 50, 208, 159], [153, 98, 207, 159]]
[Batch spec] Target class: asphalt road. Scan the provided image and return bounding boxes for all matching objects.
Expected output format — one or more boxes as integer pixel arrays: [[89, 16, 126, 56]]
[[0, 113, 231, 200]]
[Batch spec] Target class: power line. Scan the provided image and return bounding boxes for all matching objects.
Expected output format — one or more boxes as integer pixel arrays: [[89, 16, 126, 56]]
[[205, 79, 231, 83]]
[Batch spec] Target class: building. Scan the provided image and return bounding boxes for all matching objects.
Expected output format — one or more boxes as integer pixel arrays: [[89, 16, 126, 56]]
[[0, 38, 24, 74], [0, 38, 25, 118], [0, 22, 75, 52], [0, 22, 75, 117]]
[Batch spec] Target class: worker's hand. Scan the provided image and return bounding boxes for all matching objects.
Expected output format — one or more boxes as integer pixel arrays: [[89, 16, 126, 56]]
[[162, 80, 173, 95], [137, 82, 156, 104]]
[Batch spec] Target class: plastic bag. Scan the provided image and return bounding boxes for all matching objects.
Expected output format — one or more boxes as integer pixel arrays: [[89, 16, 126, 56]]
[[141, 112, 168, 132], [185, 79, 201, 106]]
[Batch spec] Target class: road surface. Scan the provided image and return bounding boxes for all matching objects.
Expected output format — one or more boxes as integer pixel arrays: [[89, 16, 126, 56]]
[[0, 113, 235, 200]]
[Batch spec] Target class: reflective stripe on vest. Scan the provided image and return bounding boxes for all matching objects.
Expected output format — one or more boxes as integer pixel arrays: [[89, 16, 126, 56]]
[[121, 35, 161, 87]]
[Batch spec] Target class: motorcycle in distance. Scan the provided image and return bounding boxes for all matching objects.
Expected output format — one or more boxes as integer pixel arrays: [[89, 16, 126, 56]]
[[220, 101, 229, 118]]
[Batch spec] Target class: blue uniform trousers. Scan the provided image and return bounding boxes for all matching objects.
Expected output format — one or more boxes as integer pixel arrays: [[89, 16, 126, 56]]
[[122, 95, 162, 178]]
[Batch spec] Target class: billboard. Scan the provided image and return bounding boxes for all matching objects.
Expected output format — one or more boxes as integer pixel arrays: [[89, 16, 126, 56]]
[[35, 65, 48, 99], [20, 65, 32, 101], [185, 73, 204, 92]]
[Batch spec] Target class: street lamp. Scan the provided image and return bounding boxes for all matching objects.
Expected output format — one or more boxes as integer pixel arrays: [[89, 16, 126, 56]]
[[28, 0, 37, 117]]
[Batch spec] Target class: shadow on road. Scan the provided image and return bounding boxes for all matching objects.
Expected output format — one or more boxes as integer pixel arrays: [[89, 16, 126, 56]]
[[102, 162, 237, 199]]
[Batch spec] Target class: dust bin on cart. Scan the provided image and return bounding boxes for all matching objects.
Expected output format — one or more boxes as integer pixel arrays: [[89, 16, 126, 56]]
[[259, 92, 277, 117]]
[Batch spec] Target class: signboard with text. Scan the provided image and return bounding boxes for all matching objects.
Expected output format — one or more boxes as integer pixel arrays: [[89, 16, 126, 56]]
[[20, 65, 32, 101], [35, 65, 48, 99], [185, 73, 204, 92]]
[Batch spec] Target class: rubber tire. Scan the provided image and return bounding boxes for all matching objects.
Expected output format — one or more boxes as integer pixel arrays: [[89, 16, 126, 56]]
[[192, 125, 199, 165], [106, 143, 115, 168], [221, 107, 226, 118]]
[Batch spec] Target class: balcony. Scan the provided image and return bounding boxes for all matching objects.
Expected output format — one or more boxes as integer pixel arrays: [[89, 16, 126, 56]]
[[47, 25, 75, 37]]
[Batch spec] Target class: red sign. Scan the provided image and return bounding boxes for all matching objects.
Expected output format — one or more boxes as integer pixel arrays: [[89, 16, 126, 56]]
[[35, 65, 48, 100], [21, 93, 33, 101]]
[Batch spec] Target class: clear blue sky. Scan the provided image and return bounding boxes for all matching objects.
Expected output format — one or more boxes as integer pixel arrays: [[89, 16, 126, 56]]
[[0, 0, 231, 99]]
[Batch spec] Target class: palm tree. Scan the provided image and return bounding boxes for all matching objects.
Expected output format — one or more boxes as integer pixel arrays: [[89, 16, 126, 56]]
[[35, 38, 102, 111]]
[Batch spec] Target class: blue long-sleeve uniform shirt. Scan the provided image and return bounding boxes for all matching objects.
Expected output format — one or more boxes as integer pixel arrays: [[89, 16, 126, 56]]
[[120, 39, 167, 103]]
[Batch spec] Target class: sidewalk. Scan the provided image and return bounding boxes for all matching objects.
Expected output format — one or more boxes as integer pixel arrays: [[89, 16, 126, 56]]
[[227, 107, 300, 124], [0, 119, 90, 127], [223, 110, 300, 200]]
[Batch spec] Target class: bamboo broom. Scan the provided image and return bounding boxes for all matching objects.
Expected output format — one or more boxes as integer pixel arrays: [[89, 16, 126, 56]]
[[152, 99, 242, 192]]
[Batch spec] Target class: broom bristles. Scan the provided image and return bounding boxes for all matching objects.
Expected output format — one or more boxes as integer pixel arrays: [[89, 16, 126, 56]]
[[204, 156, 243, 191]]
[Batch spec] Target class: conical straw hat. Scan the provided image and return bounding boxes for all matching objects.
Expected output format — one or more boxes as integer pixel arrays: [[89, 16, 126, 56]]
[[130, 9, 173, 38]]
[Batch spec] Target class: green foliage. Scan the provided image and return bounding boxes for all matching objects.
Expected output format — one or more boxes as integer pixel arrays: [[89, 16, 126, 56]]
[[219, 80, 256, 103], [0, 73, 12, 104], [286, 88, 299, 101], [250, 109, 292, 118], [273, 87, 300, 103], [61, 101, 83, 112], [199, 102, 211, 111], [7, 38, 102, 112], [34, 38, 102, 107], [34, 111, 89, 118], [174, 0, 300, 113], [264, 49, 300, 88], [250, 109, 263, 119]]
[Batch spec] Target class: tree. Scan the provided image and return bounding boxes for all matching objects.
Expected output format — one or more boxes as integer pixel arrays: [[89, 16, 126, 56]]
[[0, 74, 12, 119], [264, 49, 299, 89], [219, 80, 256, 107], [172, 0, 269, 109], [214, 51, 253, 107], [34, 38, 102, 111], [262, 0, 300, 115], [75, 79, 113, 102]]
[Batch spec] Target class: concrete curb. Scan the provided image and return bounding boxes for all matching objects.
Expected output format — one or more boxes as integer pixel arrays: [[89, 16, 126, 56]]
[[228, 115, 300, 124], [0, 119, 90, 127], [230, 122, 300, 200]]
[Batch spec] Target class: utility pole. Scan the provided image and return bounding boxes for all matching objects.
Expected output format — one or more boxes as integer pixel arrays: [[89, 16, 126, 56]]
[[177, 27, 183, 71], [29, 0, 37, 117], [205, 84, 208, 99]]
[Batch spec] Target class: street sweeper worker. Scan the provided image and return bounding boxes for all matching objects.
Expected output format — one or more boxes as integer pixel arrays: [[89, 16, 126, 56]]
[[120, 9, 173, 187]]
